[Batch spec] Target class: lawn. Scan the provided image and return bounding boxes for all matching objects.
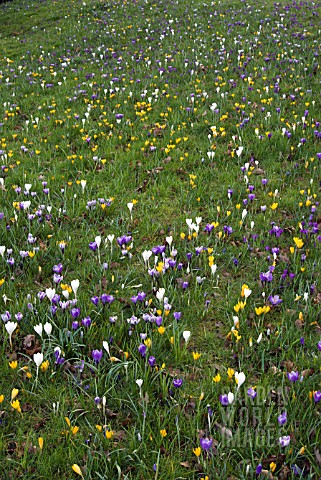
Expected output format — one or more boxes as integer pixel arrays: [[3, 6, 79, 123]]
[[0, 0, 321, 478]]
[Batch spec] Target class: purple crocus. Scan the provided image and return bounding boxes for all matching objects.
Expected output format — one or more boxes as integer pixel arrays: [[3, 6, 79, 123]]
[[314, 391, 321, 403], [90, 296, 100, 306], [287, 371, 299, 382], [137, 291, 146, 302], [117, 235, 132, 246], [138, 344, 147, 358], [268, 295, 282, 306], [92, 349, 103, 363], [82, 316, 92, 328], [53, 263, 63, 274], [173, 379, 183, 388], [279, 435, 291, 447], [260, 271, 273, 284], [219, 394, 229, 406], [54, 347, 65, 365], [148, 356, 156, 367], [101, 294, 115, 305], [200, 437, 213, 450], [1, 311, 11, 322], [247, 388, 257, 400], [89, 242, 98, 251], [277, 411, 287, 426], [71, 307, 81, 318]]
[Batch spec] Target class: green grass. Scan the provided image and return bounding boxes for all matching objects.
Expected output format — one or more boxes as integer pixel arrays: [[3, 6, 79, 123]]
[[0, 0, 321, 478]]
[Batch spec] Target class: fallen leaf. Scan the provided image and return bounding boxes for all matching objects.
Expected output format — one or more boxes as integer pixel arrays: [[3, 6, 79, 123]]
[[315, 448, 321, 465]]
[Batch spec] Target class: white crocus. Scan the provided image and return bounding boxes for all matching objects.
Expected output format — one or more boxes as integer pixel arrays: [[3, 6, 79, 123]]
[[236, 146, 244, 157], [166, 236, 173, 247], [235, 371, 246, 389], [142, 250, 152, 265], [0, 246, 6, 257], [33, 352, 44, 384], [95, 235, 102, 249], [5, 321, 17, 348], [257, 333, 263, 344], [71, 279, 79, 297], [211, 264, 217, 275], [34, 323, 43, 338], [33, 352, 44, 368], [243, 288, 252, 299], [156, 287, 165, 302], [183, 330, 191, 344], [45, 288, 55, 302], [136, 378, 143, 397], [80, 179, 86, 192], [102, 340, 110, 355], [44, 322, 52, 336], [228, 392, 234, 404], [233, 316, 239, 327], [62, 289, 69, 299]]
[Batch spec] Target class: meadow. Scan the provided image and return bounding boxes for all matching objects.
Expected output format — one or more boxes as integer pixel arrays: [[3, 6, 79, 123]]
[[0, 0, 321, 478]]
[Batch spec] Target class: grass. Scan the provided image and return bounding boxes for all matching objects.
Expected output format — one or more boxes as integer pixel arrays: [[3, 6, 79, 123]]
[[0, 0, 321, 478]]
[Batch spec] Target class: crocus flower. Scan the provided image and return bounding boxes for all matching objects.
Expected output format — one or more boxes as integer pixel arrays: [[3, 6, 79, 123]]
[[34, 323, 43, 337], [100, 294, 114, 305], [33, 352, 44, 368], [278, 411, 287, 426], [82, 316, 91, 328], [287, 371, 299, 382], [268, 295, 282, 306], [89, 242, 98, 251], [173, 379, 183, 388], [71, 279, 79, 297], [45, 288, 56, 302], [247, 388, 257, 399], [314, 391, 321, 403], [90, 296, 99, 306], [235, 371, 246, 389], [279, 435, 291, 447], [183, 331, 191, 343], [54, 347, 65, 365], [71, 308, 81, 318], [220, 394, 229, 406], [200, 437, 213, 450], [148, 356, 156, 367], [44, 322, 52, 335], [138, 344, 147, 358], [5, 321, 17, 348], [52, 263, 63, 274], [92, 349, 103, 363]]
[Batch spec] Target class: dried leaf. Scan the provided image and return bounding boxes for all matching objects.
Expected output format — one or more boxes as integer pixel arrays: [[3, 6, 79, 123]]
[[314, 448, 321, 465], [214, 422, 233, 438], [23, 334, 35, 349]]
